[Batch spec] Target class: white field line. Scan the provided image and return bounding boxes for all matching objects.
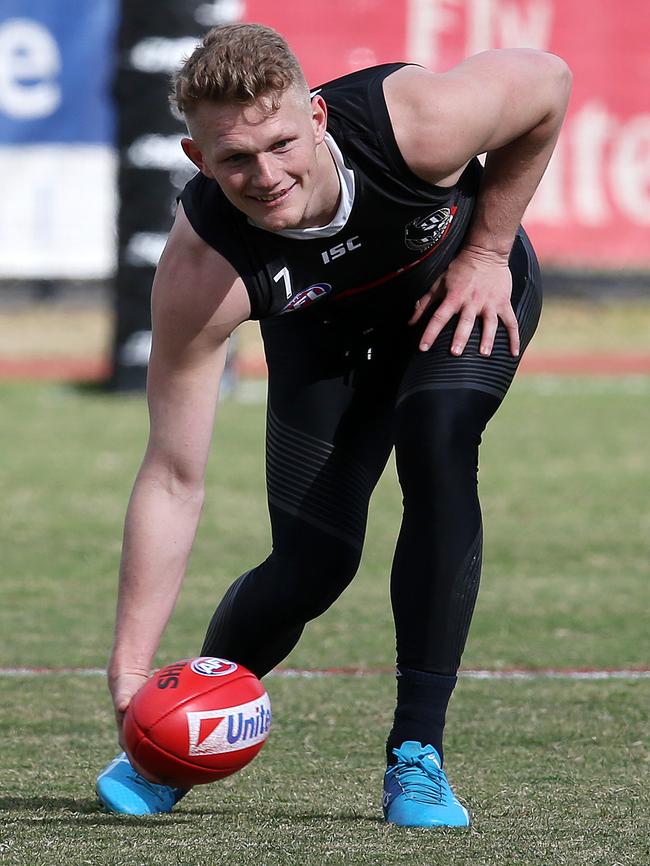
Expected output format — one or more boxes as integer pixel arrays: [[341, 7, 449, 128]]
[[0, 666, 649, 680]]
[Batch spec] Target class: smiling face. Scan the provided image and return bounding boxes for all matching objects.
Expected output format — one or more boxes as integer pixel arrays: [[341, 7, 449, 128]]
[[181, 87, 339, 233]]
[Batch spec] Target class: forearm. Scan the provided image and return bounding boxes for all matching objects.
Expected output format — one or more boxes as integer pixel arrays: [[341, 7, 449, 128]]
[[464, 136, 557, 258], [108, 471, 205, 679]]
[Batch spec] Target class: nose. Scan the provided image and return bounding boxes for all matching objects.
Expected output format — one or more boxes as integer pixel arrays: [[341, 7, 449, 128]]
[[251, 153, 281, 189]]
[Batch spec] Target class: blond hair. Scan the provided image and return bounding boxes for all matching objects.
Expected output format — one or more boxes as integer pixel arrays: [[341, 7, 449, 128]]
[[172, 23, 309, 115]]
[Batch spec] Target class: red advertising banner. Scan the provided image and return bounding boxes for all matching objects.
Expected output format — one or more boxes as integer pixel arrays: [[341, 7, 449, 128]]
[[244, 0, 650, 269]]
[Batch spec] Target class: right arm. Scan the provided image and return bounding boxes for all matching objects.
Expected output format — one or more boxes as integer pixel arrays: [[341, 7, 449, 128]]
[[107, 204, 251, 752]]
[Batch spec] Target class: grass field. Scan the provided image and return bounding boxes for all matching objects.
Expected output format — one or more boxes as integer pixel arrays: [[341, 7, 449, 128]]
[[1, 300, 649, 865]]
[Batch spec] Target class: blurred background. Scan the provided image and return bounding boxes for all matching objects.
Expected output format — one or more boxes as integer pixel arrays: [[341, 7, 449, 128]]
[[0, 0, 648, 391]]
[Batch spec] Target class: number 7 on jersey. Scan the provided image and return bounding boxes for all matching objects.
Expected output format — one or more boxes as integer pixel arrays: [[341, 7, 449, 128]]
[[273, 266, 292, 299]]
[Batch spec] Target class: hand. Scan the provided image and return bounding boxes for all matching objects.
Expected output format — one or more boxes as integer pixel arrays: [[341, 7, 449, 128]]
[[409, 246, 520, 357], [107, 669, 165, 783]]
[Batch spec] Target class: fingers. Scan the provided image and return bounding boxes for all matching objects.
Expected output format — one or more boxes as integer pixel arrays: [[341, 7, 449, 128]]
[[114, 705, 127, 750], [479, 313, 499, 356], [410, 275, 444, 326], [420, 304, 520, 357], [478, 304, 519, 357], [113, 698, 130, 737], [118, 722, 127, 754], [409, 288, 436, 325], [408, 294, 431, 326], [110, 671, 148, 746], [501, 305, 520, 357], [114, 689, 166, 783], [418, 302, 456, 351], [449, 311, 478, 356]]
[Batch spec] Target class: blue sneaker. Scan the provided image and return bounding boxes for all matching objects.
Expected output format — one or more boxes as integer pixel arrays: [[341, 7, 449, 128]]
[[383, 741, 470, 828], [96, 752, 188, 815]]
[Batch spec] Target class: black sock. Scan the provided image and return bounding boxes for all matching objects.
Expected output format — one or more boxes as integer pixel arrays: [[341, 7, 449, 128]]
[[386, 667, 458, 765]]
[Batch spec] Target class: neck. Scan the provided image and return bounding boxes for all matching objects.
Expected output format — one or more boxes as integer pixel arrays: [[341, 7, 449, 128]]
[[307, 138, 341, 228]]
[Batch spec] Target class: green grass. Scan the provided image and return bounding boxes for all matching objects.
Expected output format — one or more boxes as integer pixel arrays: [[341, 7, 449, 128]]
[[1, 676, 648, 865], [0, 370, 649, 864], [1, 377, 647, 671]]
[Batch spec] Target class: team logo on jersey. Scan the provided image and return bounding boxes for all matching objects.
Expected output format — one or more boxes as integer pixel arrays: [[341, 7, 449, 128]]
[[281, 283, 332, 313], [404, 207, 454, 251]]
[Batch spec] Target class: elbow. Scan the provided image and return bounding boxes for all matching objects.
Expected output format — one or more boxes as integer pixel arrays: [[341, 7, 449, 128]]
[[545, 52, 573, 107], [165, 472, 206, 509], [138, 461, 206, 509], [556, 55, 573, 99], [176, 478, 206, 510], [522, 52, 572, 131]]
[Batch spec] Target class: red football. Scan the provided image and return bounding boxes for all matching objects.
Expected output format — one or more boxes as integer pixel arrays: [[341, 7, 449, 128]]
[[123, 657, 271, 787]]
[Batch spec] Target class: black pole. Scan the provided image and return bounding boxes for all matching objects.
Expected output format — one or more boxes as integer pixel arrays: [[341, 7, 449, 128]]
[[109, 0, 242, 390]]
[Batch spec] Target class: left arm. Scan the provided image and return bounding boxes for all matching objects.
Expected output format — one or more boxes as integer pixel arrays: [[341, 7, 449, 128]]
[[384, 49, 572, 355]]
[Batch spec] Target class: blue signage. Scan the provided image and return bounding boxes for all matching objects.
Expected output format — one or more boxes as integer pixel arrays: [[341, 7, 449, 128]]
[[0, 0, 118, 144]]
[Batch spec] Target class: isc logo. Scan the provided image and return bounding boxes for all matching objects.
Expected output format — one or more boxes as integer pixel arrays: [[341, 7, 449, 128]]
[[320, 236, 362, 264]]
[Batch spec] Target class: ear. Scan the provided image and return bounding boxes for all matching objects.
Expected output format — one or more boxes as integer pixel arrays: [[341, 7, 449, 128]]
[[181, 137, 215, 179], [311, 94, 328, 146]]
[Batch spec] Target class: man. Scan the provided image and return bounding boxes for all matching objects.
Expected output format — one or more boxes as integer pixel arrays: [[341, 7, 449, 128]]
[[96, 23, 571, 825]]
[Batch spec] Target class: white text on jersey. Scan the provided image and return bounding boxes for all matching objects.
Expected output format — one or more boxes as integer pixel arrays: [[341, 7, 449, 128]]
[[321, 236, 362, 265]]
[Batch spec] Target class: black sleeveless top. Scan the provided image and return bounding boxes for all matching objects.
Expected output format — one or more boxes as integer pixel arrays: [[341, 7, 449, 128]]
[[180, 63, 482, 322]]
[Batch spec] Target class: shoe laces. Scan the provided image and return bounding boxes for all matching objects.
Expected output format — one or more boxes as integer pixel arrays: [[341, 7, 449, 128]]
[[132, 771, 183, 805], [391, 744, 447, 805]]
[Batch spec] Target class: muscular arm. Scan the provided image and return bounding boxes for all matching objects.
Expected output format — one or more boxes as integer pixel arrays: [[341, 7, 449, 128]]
[[384, 50, 572, 355], [108, 204, 251, 748]]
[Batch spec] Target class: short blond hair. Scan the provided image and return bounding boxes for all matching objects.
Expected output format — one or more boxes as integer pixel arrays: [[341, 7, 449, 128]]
[[172, 23, 309, 115]]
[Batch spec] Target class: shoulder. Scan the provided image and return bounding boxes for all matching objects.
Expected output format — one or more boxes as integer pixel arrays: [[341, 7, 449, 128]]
[[318, 63, 413, 128], [383, 50, 571, 183], [151, 203, 251, 347], [180, 170, 222, 212], [383, 49, 570, 112], [317, 63, 411, 96], [179, 171, 241, 246]]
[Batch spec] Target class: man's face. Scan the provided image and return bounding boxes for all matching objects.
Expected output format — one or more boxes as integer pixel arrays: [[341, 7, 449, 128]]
[[182, 87, 331, 232]]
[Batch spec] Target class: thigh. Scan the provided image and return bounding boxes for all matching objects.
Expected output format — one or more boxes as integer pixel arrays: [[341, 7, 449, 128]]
[[397, 229, 543, 408], [260, 312, 404, 550]]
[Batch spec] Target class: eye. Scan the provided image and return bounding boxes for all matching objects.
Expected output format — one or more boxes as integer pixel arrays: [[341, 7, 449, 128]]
[[271, 139, 292, 151], [224, 152, 248, 164]]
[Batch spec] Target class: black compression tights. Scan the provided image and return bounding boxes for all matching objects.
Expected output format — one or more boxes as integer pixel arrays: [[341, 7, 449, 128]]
[[202, 235, 542, 679]]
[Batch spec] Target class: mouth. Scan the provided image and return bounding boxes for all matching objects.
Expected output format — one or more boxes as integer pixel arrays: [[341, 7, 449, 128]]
[[249, 183, 296, 207]]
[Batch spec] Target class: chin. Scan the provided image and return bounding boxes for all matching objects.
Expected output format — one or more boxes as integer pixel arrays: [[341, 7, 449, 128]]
[[258, 208, 303, 233]]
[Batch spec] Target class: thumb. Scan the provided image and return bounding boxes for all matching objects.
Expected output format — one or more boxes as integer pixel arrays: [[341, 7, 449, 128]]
[[113, 692, 132, 714]]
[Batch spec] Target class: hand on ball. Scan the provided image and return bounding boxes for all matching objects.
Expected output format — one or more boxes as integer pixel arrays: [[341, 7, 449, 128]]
[[108, 669, 167, 783]]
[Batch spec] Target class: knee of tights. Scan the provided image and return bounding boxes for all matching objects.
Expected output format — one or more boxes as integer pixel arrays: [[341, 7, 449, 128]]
[[395, 396, 489, 490], [397, 389, 498, 447], [258, 542, 362, 622]]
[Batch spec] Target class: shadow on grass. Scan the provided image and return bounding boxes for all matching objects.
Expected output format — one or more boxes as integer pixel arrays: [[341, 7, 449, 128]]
[[0, 796, 99, 814], [0, 796, 194, 826], [0, 796, 383, 826], [183, 805, 384, 825]]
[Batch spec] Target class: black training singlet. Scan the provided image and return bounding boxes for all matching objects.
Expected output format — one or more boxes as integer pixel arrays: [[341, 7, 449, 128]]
[[180, 63, 482, 321]]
